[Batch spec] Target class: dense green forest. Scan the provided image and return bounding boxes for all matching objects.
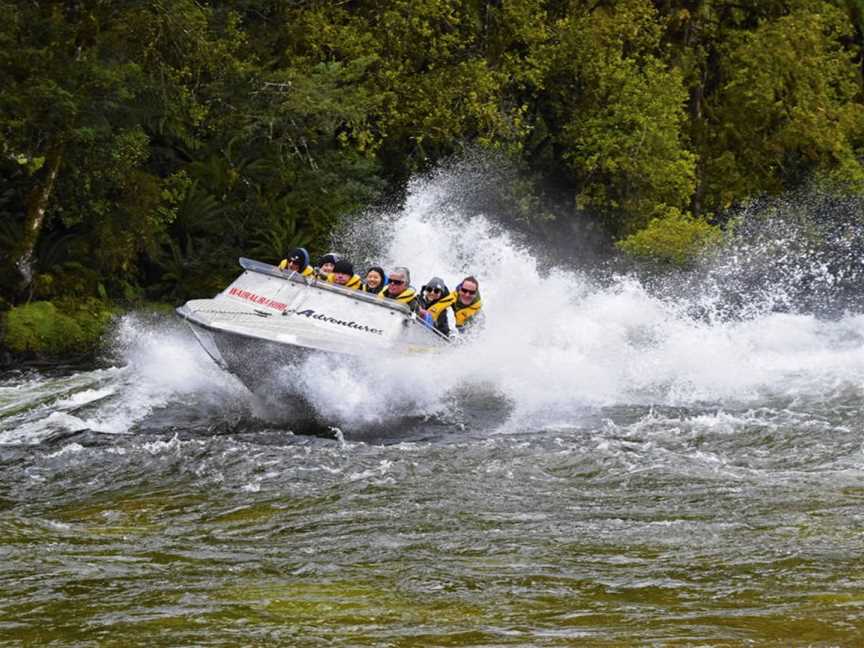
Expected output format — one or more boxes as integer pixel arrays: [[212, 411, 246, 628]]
[[3, 0, 864, 314]]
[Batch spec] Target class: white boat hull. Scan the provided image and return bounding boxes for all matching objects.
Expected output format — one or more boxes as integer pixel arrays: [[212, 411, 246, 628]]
[[177, 258, 448, 393]]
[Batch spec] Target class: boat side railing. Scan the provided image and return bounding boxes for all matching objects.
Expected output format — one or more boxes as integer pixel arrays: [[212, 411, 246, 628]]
[[238, 257, 452, 343], [238, 257, 412, 314]]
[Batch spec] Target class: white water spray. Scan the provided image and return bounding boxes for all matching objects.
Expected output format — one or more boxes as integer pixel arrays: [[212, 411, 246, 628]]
[[298, 172, 864, 427], [8, 168, 864, 442], [0, 314, 253, 443]]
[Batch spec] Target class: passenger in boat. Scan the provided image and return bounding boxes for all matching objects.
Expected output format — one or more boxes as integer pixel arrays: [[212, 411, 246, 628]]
[[450, 276, 484, 334], [328, 259, 361, 289], [380, 266, 418, 308], [418, 277, 455, 336], [277, 247, 314, 277], [362, 266, 387, 293], [316, 252, 341, 278]]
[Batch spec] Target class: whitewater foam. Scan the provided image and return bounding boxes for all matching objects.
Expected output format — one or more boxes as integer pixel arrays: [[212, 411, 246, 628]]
[[308, 175, 864, 426], [204, 178, 864, 428], [8, 169, 864, 438]]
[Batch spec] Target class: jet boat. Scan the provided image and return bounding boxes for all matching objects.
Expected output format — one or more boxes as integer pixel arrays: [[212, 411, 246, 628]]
[[176, 258, 449, 392]]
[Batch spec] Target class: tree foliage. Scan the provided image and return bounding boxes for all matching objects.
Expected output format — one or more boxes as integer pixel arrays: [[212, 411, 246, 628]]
[[701, 2, 864, 206], [542, 0, 697, 232], [2, 0, 864, 303]]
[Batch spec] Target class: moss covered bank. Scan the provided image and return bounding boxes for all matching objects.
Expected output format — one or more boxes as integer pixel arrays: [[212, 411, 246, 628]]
[[0, 299, 120, 367]]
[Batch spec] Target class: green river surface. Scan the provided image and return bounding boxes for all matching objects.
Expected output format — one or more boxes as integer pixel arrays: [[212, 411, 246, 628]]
[[3, 197, 864, 645], [1, 327, 863, 646]]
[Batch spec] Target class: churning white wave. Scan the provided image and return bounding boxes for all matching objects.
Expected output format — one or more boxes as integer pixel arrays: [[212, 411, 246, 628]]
[[0, 315, 251, 443], [5, 169, 864, 442], [296, 172, 864, 427]]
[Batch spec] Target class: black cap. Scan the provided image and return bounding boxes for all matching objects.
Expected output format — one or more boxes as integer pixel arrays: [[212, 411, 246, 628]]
[[332, 259, 354, 275], [287, 248, 306, 266]]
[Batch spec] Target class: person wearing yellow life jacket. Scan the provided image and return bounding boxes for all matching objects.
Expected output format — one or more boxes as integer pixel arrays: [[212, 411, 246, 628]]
[[379, 266, 419, 309], [327, 259, 362, 290], [450, 275, 484, 334], [277, 247, 314, 278], [316, 252, 341, 279], [361, 266, 387, 293], [418, 276, 456, 336]]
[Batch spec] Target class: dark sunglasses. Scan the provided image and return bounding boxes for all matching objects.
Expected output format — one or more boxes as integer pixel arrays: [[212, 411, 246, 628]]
[[288, 258, 302, 265], [460, 287, 476, 295], [425, 287, 442, 293], [388, 278, 405, 285]]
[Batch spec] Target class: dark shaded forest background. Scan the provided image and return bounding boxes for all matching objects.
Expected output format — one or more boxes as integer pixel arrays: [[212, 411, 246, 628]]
[[3, 0, 864, 308]]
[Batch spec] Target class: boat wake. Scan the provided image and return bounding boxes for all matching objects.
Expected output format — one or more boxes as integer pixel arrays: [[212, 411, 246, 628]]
[[4, 170, 864, 444]]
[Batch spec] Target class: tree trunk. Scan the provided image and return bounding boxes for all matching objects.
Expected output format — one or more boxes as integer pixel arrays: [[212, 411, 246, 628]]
[[14, 145, 63, 296]]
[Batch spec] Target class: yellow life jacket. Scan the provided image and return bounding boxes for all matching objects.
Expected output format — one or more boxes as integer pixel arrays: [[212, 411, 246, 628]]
[[425, 292, 456, 321], [379, 286, 417, 304], [451, 291, 482, 328], [278, 260, 314, 277], [327, 273, 361, 290]]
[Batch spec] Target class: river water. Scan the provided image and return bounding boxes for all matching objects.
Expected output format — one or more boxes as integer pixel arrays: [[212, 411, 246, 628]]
[[2, 180, 864, 645]]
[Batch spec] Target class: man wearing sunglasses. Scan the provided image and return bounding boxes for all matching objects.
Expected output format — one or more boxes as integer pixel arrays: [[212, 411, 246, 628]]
[[450, 276, 483, 334], [380, 266, 418, 307]]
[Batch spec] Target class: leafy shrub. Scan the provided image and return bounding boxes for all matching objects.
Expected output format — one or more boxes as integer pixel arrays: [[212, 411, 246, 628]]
[[2, 299, 117, 356], [616, 209, 722, 266]]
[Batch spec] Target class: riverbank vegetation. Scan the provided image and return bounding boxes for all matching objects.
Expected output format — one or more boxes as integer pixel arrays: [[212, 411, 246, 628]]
[[2, 1, 864, 356], [2, 299, 116, 358]]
